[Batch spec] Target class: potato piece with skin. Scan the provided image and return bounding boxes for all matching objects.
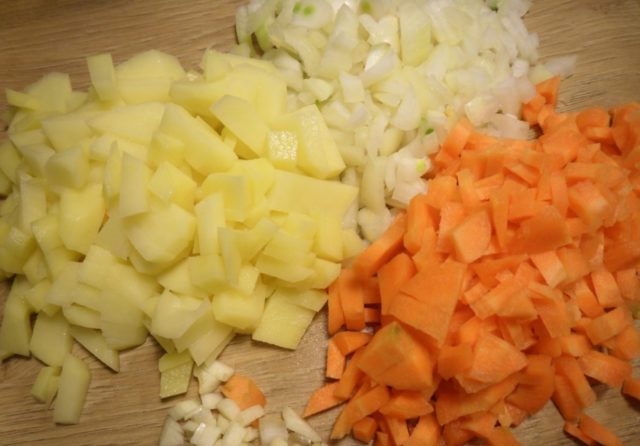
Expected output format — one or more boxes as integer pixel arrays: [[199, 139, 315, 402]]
[[30, 312, 73, 367], [124, 201, 196, 264], [160, 360, 193, 399], [53, 354, 91, 425]]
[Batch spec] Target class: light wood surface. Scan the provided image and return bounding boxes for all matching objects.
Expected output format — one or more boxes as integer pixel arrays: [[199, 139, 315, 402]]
[[1, 1, 639, 445]]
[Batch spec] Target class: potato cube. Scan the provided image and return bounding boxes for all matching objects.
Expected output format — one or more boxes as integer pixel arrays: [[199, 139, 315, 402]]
[[45, 145, 89, 189], [63, 304, 101, 329], [42, 113, 93, 152], [151, 290, 202, 339], [31, 366, 61, 405], [195, 192, 225, 255], [267, 130, 298, 171], [211, 287, 267, 332], [271, 287, 328, 312], [160, 360, 193, 399], [16, 143, 55, 177], [149, 161, 196, 211], [158, 103, 237, 175], [89, 102, 165, 145], [19, 176, 47, 234], [125, 201, 196, 264], [0, 140, 22, 183], [87, 53, 118, 102], [119, 153, 151, 217], [157, 258, 208, 299], [30, 312, 73, 367], [211, 95, 269, 157], [53, 354, 91, 424], [70, 326, 120, 372], [59, 184, 106, 254], [187, 254, 227, 294], [255, 253, 314, 284], [252, 294, 316, 349], [262, 230, 313, 263], [200, 173, 252, 223], [0, 279, 33, 357]]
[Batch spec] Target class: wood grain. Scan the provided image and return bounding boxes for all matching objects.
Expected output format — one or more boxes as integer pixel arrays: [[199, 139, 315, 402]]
[[1, 1, 639, 445]]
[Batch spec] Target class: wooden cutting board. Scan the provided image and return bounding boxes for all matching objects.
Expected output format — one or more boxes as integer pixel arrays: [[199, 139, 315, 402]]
[[1, 1, 639, 445]]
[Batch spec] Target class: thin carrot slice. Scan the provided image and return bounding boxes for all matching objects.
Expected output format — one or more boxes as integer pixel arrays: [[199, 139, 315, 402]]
[[578, 349, 632, 388], [564, 422, 596, 446], [326, 339, 346, 380], [338, 269, 366, 331], [379, 390, 434, 419], [352, 416, 377, 443], [327, 280, 345, 335], [405, 414, 441, 446], [332, 331, 373, 357]]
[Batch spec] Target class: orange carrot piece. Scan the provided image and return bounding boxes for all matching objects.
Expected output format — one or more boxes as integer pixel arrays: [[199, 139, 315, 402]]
[[551, 374, 582, 422], [384, 415, 410, 446], [554, 355, 597, 408], [530, 250, 568, 288], [378, 252, 416, 315], [304, 382, 345, 417], [326, 339, 346, 380], [328, 280, 345, 335], [564, 422, 596, 446], [437, 344, 473, 380], [466, 332, 528, 384], [362, 277, 381, 305], [436, 201, 466, 253], [353, 214, 407, 278], [334, 349, 366, 400], [576, 107, 610, 130], [572, 279, 605, 318], [584, 306, 632, 345], [590, 267, 624, 308], [490, 187, 510, 249], [559, 333, 592, 357], [379, 390, 434, 419], [425, 175, 459, 210], [374, 431, 392, 446], [441, 118, 473, 158], [578, 414, 624, 446], [510, 205, 571, 254], [338, 269, 366, 331], [568, 180, 610, 231], [221, 374, 267, 410], [622, 377, 640, 401], [536, 75, 561, 107], [459, 412, 498, 439], [442, 420, 475, 446], [412, 226, 441, 271], [556, 247, 591, 286], [472, 254, 528, 288], [450, 209, 492, 264], [331, 385, 391, 439], [332, 331, 373, 357], [404, 195, 434, 255], [578, 349, 632, 388], [352, 417, 377, 443], [396, 261, 466, 344], [484, 426, 522, 446], [364, 307, 381, 324], [610, 324, 640, 361], [405, 414, 441, 446], [470, 278, 523, 320], [616, 268, 639, 300]]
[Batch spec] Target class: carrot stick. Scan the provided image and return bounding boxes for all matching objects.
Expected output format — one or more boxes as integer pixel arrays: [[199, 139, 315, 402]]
[[326, 339, 346, 380], [303, 382, 345, 417]]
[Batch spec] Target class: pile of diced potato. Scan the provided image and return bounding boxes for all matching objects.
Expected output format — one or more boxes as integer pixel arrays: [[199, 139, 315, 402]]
[[0, 48, 361, 422]]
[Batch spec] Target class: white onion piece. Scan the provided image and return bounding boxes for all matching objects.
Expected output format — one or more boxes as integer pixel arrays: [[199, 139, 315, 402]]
[[217, 398, 241, 421], [259, 413, 288, 446], [221, 422, 246, 446], [544, 54, 578, 78], [282, 407, 322, 443], [237, 405, 266, 427], [169, 399, 201, 421], [159, 417, 184, 446], [201, 392, 224, 410], [192, 423, 222, 446]]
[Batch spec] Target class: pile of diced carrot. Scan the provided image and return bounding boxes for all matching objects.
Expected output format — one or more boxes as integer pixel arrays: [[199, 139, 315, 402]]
[[303, 77, 640, 446]]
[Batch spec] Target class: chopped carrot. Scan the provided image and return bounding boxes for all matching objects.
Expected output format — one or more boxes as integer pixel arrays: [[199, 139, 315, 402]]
[[338, 268, 366, 331], [332, 331, 373, 357], [578, 349, 632, 388], [303, 382, 345, 417], [353, 214, 407, 278], [377, 252, 416, 315], [221, 374, 266, 410], [326, 339, 346, 380], [379, 390, 433, 419], [564, 422, 596, 446], [352, 416, 377, 443], [308, 97, 640, 446], [578, 414, 624, 446], [405, 414, 441, 446]]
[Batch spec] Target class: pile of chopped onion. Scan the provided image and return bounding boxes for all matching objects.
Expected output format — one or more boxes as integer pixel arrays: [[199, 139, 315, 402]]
[[234, 0, 575, 241], [160, 360, 324, 446]]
